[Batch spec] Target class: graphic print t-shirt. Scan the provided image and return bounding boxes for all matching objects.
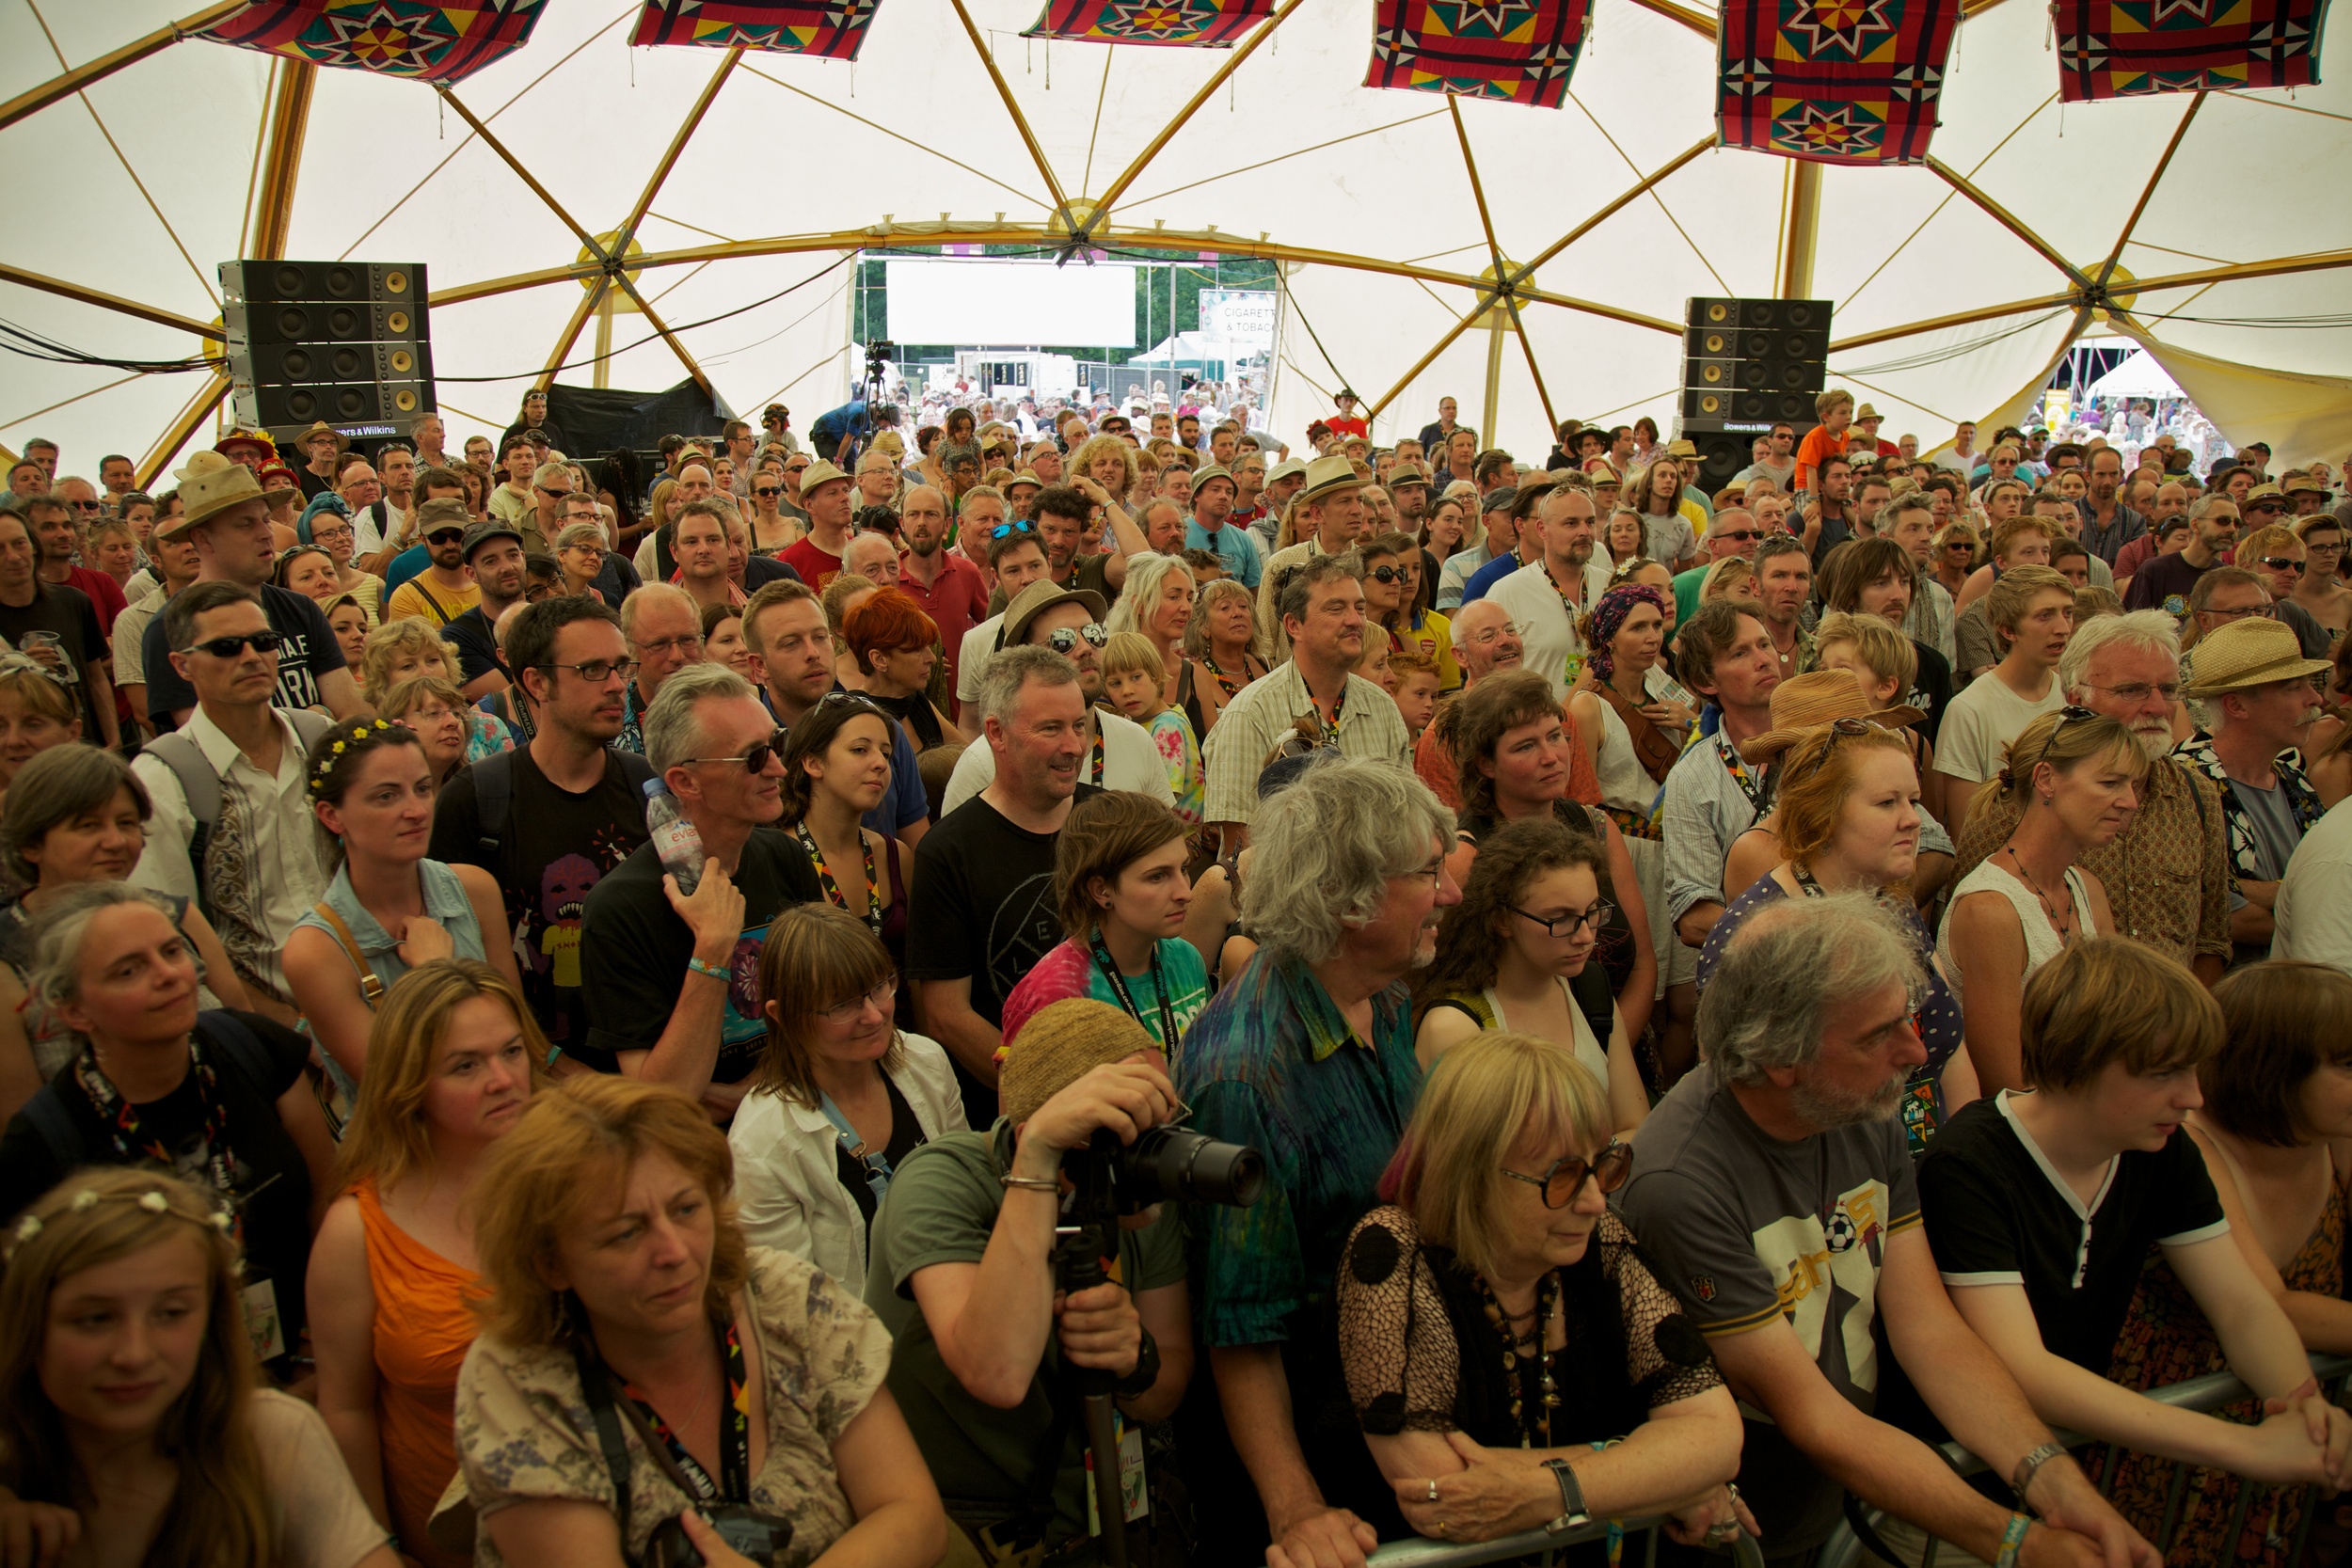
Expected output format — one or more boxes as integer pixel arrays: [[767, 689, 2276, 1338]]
[[578, 827, 821, 1081], [1613, 1063, 1920, 1555], [428, 749, 650, 1050]]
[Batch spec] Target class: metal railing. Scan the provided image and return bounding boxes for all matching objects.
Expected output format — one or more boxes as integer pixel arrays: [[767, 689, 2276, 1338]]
[[1815, 1353, 2352, 1568], [1368, 1508, 1771, 1568]]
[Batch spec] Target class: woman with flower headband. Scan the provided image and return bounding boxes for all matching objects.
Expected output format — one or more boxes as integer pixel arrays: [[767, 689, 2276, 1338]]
[[307, 960, 547, 1568], [0, 883, 336, 1377], [0, 1169, 398, 1568], [285, 721, 519, 1087]]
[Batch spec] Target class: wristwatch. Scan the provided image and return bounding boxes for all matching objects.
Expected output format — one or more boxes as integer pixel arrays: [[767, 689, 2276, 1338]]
[[1540, 1457, 1590, 1536], [1115, 1326, 1161, 1399]]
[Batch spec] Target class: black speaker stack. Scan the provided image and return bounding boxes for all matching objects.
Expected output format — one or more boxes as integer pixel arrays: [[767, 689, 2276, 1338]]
[[223, 261, 436, 442], [1677, 295, 1831, 494]]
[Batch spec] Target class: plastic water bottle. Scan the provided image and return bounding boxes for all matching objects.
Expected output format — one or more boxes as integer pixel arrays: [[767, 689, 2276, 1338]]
[[644, 779, 705, 895]]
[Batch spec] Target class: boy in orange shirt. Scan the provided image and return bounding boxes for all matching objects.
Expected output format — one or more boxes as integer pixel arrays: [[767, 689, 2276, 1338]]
[[1794, 388, 1854, 496]]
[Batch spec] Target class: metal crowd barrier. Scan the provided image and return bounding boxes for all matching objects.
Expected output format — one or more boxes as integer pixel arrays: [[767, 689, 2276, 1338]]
[[1368, 1509, 1771, 1568], [1815, 1353, 2352, 1568]]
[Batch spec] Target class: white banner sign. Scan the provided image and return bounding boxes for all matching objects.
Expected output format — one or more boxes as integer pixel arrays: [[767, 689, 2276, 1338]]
[[1199, 289, 1276, 354]]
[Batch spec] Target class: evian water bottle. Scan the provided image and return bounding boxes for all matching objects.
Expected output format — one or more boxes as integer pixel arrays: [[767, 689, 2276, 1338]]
[[643, 778, 705, 895]]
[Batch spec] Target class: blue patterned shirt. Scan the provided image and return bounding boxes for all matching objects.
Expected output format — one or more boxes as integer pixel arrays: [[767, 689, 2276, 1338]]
[[1178, 950, 1421, 1348]]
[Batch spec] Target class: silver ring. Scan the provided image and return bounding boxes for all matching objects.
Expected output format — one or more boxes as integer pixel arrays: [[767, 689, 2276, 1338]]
[[1425, 1480, 1439, 1502]]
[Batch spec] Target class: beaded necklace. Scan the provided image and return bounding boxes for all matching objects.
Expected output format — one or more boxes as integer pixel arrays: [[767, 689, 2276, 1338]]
[[1480, 1272, 1562, 1447]]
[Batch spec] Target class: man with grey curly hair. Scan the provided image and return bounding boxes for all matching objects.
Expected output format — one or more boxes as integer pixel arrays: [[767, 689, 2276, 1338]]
[[1619, 894, 2155, 1568], [1176, 753, 1458, 1568]]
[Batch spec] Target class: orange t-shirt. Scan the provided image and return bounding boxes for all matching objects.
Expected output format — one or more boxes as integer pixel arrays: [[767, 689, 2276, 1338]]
[[1794, 425, 1849, 495]]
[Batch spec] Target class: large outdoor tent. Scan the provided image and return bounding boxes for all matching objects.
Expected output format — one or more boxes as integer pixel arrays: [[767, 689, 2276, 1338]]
[[4, 0, 2349, 481]]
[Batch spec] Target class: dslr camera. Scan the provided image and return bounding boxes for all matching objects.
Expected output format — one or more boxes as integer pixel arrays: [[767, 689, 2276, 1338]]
[[1064, 1122, 1264, 1214]]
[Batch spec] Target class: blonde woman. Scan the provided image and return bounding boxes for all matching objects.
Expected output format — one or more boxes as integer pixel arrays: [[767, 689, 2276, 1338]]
[[359, 623, 512, 765], [308, 961, 547, 1568], [1178, 575, 1268, 740]]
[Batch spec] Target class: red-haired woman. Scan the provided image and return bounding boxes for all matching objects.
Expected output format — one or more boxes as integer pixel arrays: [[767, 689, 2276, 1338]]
[[843, 588, 966, 757]]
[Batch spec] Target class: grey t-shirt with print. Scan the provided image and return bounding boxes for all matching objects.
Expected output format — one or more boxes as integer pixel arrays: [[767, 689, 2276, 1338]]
[[1614, 1063, 1922, 1555]]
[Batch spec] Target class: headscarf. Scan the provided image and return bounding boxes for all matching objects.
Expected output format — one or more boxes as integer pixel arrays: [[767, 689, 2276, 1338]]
[[1583, 583, 1668, 683], [295, 489, 350, 546]]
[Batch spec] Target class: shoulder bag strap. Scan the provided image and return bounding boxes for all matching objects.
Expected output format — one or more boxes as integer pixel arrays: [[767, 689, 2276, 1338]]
[[571, 1344, 639, 1544], [1592, 678, 1680, 784], [310, 902, 386, 1007]]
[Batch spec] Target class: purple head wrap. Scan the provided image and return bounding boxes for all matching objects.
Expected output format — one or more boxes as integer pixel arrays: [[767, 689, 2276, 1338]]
[[1584, 582, 1669, 683]]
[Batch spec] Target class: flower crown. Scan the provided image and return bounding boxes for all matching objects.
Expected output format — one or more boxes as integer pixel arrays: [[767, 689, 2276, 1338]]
[[308, 718, 400, 797], [8, 1185, 234, 1259]]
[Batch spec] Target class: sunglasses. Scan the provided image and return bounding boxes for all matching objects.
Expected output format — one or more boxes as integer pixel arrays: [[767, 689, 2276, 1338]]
[[992, 520, 1036, 540], [2259, 557, 2304, 574], [426, 529, 467, 546], [2028, 705, 2100, 778], [182, 630, 285, 658], [1045, 623, 1109, 655], [1798, 717, 1875, 781], [1501, 1142, 1635, 1209], [684, 726, 790, 773], [1713, 529, 1761, 545], [755, 486, 780, 498]]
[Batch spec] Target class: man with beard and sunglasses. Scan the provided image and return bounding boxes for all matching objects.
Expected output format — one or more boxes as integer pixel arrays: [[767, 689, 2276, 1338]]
[[577, 662, 821, 1125], [938, 581, 1175, 816], [1618, 895, 2160, 1568]]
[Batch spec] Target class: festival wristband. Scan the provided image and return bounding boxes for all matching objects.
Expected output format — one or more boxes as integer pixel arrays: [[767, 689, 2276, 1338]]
[[686, 958, 730, 983], [2009, 1441, 2065, 1506], [1994, 1513, 2032, 1568]]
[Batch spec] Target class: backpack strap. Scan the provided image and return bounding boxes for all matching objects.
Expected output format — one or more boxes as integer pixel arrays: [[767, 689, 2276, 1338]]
[[193, 1009, 278, 1092], [139, 732, 223, 918], [310, 903, 386, 1008], [469, 750, 516, 861]]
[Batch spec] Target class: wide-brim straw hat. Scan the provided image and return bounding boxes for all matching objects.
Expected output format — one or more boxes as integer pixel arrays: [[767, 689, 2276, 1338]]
[[157, 451, 264, 540], [1298, 453, 1367, 504], [2182, 616, 2331, 696], [1738, 668, 1927, 764]]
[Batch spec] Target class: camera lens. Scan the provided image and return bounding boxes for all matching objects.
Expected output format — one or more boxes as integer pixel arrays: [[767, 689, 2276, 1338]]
[[1124, 1127, 1264, 1209]]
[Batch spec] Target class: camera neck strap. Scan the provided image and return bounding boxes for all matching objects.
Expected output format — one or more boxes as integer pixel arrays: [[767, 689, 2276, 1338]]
[[1089, 937, 1178, 1056], [818, 1088, 895, 1207], [572, 1314, 752, 1511]]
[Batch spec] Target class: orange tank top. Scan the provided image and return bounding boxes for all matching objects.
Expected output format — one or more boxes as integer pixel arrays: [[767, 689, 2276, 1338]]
[[356, 1178, 481, 1568]]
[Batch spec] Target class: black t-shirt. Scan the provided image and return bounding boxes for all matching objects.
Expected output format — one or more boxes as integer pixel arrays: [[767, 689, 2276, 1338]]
[[2122, 550, 2217, 615], [577, 826, 822, 1080], [1881, 1090, 2228, 1451], [0, 582, 108, 736], [140, 584, 344, 727], [906, 786, 1102, 1122], [0, 1010, 316, 1343], [1907, 639, 1954, 748], [834, 1075, 926, 1238], [429, 746, 651, 1052], [443, 605, 508, 688]]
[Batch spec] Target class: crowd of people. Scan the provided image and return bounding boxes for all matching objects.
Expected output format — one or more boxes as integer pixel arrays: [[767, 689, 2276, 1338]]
[[2, 379, 2352, 1568]]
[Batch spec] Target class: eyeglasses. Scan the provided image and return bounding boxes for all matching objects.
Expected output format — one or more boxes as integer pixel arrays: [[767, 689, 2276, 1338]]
[[2259, 557, 2304, 574], [2028, 705, 2100, 778], [1500, 1142, 1634, 1209], [818, 975, 899, 1023], [631, 634, 703, 658], [1460, 620, 1523, 645], [310, 525, 352, 544], [181, 630, 284, 658], [1045, 623, 1108, 655], [1511, 898, 1616, 939], [2082, 680, 2180, 704], [426, 529, 467, 546], [541, 657, 634, 684], [684, 726, 790, 773]]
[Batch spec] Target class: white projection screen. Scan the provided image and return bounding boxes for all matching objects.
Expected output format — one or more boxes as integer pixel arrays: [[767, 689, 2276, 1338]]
[[883, 258, 1138, 347]]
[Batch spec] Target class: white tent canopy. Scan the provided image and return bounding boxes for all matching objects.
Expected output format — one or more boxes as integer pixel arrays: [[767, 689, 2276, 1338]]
[[2085, 349, 2185, 403], [5, 0, 2350, 477]]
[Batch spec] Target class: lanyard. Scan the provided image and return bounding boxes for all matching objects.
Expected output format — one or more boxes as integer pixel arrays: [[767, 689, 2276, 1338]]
[[1089, 720, 1106, 785], [795, 823, 882, 934], [1312, 681, 1347, 744], [1091, 937, 1179, 1054], [1715, 735, 1769, 825], [818, 1089, 896, 1206], [619, 1315, 751, 1503], [74, 1033, 239, 1214]]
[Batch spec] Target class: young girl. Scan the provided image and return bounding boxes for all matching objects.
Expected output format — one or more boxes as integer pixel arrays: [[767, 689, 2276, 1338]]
[[0, 1170, 397, 1568], [1101, 631, 1203, 831]]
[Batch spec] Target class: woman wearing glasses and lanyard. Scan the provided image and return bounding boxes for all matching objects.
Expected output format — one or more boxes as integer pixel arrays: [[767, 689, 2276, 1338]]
[[1939, 706, 2143, 1095], [997, 792, 1212, 1065], [728, 902, 967, 1294], [1414, 816, 1649, 1135]]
